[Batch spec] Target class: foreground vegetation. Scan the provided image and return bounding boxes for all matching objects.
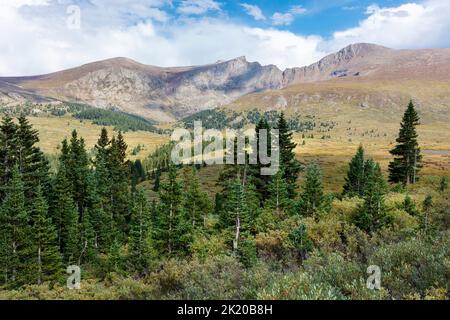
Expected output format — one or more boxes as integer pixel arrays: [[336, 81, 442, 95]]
[[0, 103, 448, 300]]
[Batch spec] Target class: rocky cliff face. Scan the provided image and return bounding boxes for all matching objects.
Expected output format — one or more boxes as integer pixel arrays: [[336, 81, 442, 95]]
[[1, 43, 449, 122]]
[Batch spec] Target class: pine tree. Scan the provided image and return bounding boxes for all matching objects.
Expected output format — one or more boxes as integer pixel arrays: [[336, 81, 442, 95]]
[[16, 116, 51, 201], [30, 186, 62, 285], [298, 164, 325, 217], [0, 166, 32, 286], [128, 189, 155, 273], [403, 194, 419, 216], [66, 130, 90, 216], [183, 167, 211, 228], [248, 118, 272, 202], [109, 132, 131, 237], [353, 161, 391, 232], [154, 165, 192, 256], [439, 176, 448, 193], [277, 113, 302, 198], [219, 175, 259, 252], [343, 145, 367, 197], [0, 116, 18, 201], [388, 101, 422, 185], [266, 168, 290, 216], [79, 208, 96, 265], [288, 223, 312, 261], [51, 164, 80, 263]]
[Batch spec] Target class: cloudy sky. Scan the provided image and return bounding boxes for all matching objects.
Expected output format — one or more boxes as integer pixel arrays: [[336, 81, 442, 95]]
[[1, 0, 449, 76]]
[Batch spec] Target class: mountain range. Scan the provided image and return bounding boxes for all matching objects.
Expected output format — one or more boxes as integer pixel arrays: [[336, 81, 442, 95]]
[[1, 43, 449, 122]]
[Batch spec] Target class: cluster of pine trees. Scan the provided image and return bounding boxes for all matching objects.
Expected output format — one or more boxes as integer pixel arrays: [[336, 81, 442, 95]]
[[0, 101, 427, 289]]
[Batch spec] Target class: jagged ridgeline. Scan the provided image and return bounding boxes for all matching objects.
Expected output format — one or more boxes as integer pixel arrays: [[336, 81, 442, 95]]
[[180, 108, 337, 132]]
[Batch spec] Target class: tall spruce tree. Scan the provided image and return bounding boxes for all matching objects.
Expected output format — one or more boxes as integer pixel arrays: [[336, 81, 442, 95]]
[[248, 118, 272, 202], [51, 164, 80, 263], [30, 186, 62, 284], [353, 161, 391, 232], [155, 164, 192, 256], [277, 113, 302, 198], [388, 101, 422, 185], [183, 167, 211, 228], [219, 175, 259, 252], [265, 168, 290, 216], [16, 116, 51, 201], [128, 189, 155, 273], [109, 132, 131, 237], [298, 164, 325, 217], [0, 166, 32, 286], [0, 116, 18, 201], [343, 145, 367, 197]]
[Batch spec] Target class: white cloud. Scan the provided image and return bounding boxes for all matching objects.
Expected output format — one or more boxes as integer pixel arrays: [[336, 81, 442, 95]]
[[271, 5, 307, 26], [240, 3, 266, 21], [271, 12, 294, 26], [177, 0, 221, 15], [0, 0, 449, 76], [328, 0, 450, 51]]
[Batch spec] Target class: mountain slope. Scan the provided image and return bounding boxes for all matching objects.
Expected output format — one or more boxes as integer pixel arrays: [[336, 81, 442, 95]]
[[1, 43, 449, 122]]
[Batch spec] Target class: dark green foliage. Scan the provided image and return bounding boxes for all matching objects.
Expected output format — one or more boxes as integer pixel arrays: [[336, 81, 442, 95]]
[[353, 161, 391, 233], [30, 186, 62, 284], [0, 166, 32, 287], [402, 195, 419, 216], [0, 116, 50, 203], [154, 165, 192, 256], [388, 101, 422, 185], [74, 108, 159, 133], [265, 168, 290, 216], [128, 189, 155, 273], [183, 167, 211, 228], [277, 113, 302, 198], [343, 145, 367, 197], [439, 176, 448, 193], [248, 118, 272, 202], [288, 223, 312, 260], [298, 164, 326, 217]]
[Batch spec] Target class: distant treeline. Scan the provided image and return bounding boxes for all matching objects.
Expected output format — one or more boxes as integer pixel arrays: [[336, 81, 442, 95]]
[[74, 108, 162, 133], [181, 109, 324, 132]]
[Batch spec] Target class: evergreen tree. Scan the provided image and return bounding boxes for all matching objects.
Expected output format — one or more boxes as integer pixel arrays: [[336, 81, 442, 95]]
[[353, 161, 391, 232], [388, 101, 422, 185], [30, 186, 62, 284], [277, 113, 302, 198], [343, 145, 367, 197], [183, 167, 211, 228], [298, 164, 325, 217], [0, 116, 18, 200], [421, 195, 433, 235], [155, 165, 192, 256], [288, 223, 312, 261], [16, 116, 51, 201], [79, 208, 96, 265], [109, 132, 131, 237], [248, 118, 272, 202], [219, 175, 259, 252], [51, 164, 80, 263], [128, 189, 155, 273], [265, 168, 290, 216], [403, 194, 419, 216], [153, 168, 161, 192], [439, 176, 448, 193], [0, 166, 32, 286]]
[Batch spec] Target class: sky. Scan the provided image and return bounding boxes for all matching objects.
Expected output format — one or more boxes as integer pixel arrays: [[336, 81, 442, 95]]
[[0, 0, 450, 76]]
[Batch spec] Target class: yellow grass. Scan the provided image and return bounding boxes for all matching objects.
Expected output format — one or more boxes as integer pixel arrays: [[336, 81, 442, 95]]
[[28, 116, 169, 160]]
